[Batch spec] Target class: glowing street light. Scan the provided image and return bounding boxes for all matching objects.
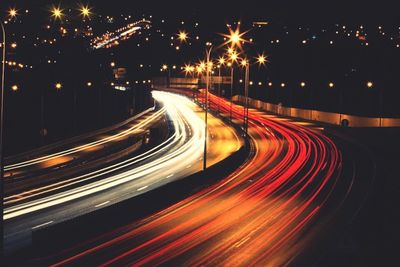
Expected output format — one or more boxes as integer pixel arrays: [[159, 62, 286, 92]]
[[8, 8, 18, 18], [367, 81, 373, 88], [241, 58, 250, 134], [300, 82, 306, 87], [199, 61, 206, 70], [223, 25, 248, 50], [79, 4, 92, 19], [55, 82, 62, 90], [329, 82, 334, 88], [178, 31, 188, 42], [218, 56, 226, 65], [51, 6, 64, 20], [256, 54, 267, 65], [11, 85, 18, 91], [162, 64, 168, 70], [230, 51, 239, 62]]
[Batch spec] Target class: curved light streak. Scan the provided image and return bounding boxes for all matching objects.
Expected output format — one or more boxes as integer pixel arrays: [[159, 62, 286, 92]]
[[4, 91, 205, 220], [5, 107, 164, 171], [51, 91, 343, 266]]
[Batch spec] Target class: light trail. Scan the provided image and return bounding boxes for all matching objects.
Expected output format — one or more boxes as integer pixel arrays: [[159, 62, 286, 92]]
[[4, 107, 163, 171], [91, 20, 151, 50], [4, 91, 206, 220], [50, 91, 344, 266]]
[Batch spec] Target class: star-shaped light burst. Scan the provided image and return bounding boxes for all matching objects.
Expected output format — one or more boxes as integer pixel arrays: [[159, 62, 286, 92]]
[[178, 31, 188, 42], [79, 4, 92, 19], [221, 25, 249, 51], [8, 8, 18, 18], [256, 53, 268, 66], [184, 64, 195, 76], [51, 5, 64, 20], [218, 56, 226, 66]]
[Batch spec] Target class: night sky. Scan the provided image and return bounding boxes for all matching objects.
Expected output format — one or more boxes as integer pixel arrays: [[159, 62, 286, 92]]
[[2, 0, 400, 23]]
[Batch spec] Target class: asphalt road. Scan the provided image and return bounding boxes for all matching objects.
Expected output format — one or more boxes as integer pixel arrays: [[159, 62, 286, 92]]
[[4, 91, 241, 254], [39, 91, 371, 266], [3, 107, 162, 194]]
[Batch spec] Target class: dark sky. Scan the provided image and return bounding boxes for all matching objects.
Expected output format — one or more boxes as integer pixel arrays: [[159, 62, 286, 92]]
[[2, 0, 400, 23]]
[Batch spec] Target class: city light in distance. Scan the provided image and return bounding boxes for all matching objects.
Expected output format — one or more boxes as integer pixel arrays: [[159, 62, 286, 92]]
[[178, 31, 188, 42], [8, 8, 18, 18], [55, 83, 62, 90], [79, 4, 92, 19], [367, 81, 373, 88], [51, 5, 64, 20], [256, 54, 267, 65], [329, 82, 335, 88], [11, 85, 18, 91]]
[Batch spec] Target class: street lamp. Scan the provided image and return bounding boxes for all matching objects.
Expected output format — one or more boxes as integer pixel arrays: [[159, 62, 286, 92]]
[[241, 59, 250, 134], [228, 51, 239, 121], [178, 31, 188, 42], [222, 25, 248, 52], [216, 56, 226, 113], [203, 46, 213, 171], [239, 54, 268, 135], [51, 5, 64, 21], [8, 8, 18, 19], [79, 4, 92, 19], [162, 64, 170, 87]]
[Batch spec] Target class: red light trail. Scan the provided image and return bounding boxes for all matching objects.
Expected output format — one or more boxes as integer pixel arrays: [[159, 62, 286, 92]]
[[49, 91, 342, 266]]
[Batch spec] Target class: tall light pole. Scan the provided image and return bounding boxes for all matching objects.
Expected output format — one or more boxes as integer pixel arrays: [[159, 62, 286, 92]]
[[217, 57, 226, 114], [240, 54, 267, 135], [241, 59, 250, 135], [228, 51, 238, 122], [162, 64, 170, 88], [0, 20, 6, 256], [203, 46, 212, 171]]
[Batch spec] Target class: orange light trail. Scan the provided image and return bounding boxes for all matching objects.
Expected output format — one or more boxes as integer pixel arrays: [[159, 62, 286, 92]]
[[49, 91, 343, 266]]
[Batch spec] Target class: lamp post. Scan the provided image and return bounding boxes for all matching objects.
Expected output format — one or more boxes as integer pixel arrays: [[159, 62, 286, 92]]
[[203, 46, 212, 171], [241, 59, 250, 135], [240, 55, 267, 135], [0, 21, 6, 255], [228, 51, 238, 122], [162, 64, 170, 88]]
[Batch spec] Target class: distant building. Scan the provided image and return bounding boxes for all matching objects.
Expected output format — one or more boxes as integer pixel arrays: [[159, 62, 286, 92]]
[[253, 21, 269, 28]]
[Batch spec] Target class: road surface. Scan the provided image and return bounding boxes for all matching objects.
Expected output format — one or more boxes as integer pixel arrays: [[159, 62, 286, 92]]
[[4, 91, 242, 254], [41, 92, 361, 266]]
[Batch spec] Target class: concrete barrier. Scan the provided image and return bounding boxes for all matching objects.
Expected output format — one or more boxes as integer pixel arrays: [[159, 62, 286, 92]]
[[233, 95, 400, 128]]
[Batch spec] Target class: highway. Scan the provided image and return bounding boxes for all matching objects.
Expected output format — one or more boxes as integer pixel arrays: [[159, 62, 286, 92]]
[[4, 91, 241, 254], [3, 106, 161, 181], [44, 91, 354, 266]]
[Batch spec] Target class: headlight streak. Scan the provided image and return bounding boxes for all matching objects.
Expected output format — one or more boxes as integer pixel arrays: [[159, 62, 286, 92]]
[[4, 91, 206, 220], [51, 91, 344, 266], [5, 107, 166, 171]]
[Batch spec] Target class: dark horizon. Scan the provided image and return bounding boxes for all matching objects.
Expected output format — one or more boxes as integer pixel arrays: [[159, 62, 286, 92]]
[[2, 0, 400, 24]]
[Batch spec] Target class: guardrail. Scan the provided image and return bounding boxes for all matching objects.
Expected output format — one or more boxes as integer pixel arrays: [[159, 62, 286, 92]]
[[233, 95, 400, 128]]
